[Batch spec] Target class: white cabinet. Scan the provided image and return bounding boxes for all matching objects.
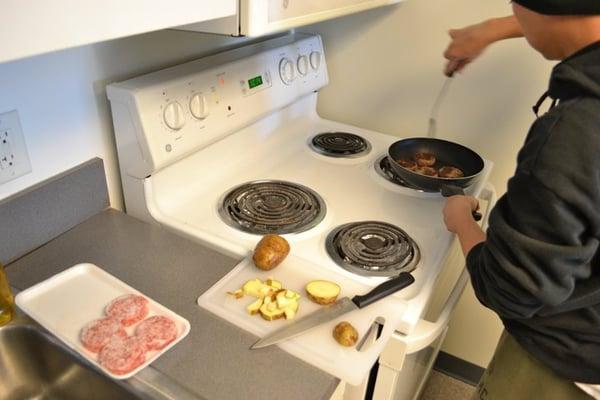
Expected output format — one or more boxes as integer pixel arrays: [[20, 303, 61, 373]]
[[178, 0, 403, 37], [0, 0, 237, 64]]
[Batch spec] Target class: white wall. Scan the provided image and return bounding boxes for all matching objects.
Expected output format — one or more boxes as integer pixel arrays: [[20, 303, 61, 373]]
[[0, 30, 251, 208], [306, 0, 552, 367]]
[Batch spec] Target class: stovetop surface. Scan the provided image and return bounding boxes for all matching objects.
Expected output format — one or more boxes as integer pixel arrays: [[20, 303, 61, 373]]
[[146, 101, 492, 304]]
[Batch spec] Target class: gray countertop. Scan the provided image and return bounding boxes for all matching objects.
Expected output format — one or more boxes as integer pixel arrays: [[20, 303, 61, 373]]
[[6, 209, 338, 400]]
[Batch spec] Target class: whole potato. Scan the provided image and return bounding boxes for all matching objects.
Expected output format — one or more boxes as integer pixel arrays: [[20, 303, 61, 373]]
[[253, 235, 290, 271], [333, 321, 359, 347]]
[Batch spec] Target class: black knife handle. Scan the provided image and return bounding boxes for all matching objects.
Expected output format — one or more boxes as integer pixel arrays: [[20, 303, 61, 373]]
[[441, 184, 482, 221], [351, 272, 415, 309]]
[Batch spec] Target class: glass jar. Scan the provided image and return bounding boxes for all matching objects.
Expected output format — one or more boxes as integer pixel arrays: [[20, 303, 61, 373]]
[[0, 263, 15, 326]]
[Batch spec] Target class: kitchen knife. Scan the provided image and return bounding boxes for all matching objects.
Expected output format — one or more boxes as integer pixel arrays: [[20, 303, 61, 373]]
[[250, 272, 415, 349]]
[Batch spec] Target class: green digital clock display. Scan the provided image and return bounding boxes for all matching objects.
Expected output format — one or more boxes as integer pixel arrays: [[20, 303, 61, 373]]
[[248, 75, 263, 89]]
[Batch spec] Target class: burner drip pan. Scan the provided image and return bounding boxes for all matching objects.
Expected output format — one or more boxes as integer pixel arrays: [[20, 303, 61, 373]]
[[219, 180, 326, 235], [326, 221, 420, 277], [310, 132, 371, 158]]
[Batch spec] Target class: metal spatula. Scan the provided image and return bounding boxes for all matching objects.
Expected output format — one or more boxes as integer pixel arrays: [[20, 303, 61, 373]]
[[427, 75, 453, 138]]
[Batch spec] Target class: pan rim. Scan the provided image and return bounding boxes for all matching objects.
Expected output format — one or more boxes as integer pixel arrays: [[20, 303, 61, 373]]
[[387, 137, 484, 181]]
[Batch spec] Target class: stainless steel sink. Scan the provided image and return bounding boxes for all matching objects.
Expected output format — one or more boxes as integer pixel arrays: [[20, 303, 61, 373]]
[[0, 316, 139, 400], [0, 313, 203, 400]]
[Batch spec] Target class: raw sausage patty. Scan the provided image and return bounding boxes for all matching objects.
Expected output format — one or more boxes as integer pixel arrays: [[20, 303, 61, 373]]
[[105, 294, 149, 327], [98, 336, 147, 375], [135, 316, 178, 351], [80, 317, 127, 353]]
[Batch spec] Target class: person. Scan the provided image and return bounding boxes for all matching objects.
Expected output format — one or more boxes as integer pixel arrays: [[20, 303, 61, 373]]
[[441, 1, 600, 399]]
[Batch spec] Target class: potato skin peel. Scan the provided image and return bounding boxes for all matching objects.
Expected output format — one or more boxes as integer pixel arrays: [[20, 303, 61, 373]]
[[253, 235, 290, 271]]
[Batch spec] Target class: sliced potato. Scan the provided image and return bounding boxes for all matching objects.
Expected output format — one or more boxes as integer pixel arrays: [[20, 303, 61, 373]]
[[259, 303, 285, 321], [246, 298, 263, 315], [266, 278, 283, 290], [235, 277, 301, 321], [242, 279, 273, 299], [242, 279, 264, 298], [259, 285, 274, 298], [283, 302, 299, 320], [306, 280, 341, 305], [253, 235, 290, 271], [276, 292, 292, 309], [333, 321, 359, 347]]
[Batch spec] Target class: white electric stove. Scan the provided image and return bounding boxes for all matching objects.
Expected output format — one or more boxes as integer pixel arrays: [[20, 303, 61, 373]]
[[107, 33, 494, 400]]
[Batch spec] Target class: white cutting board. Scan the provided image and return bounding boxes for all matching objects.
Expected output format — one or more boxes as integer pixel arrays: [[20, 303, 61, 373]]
[[197, 255, 409, 385]]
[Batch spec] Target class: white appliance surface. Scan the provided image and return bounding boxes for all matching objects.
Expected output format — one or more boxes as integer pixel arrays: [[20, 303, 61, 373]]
[[107, 33, 493, 389], [144, 97, 491, 334]]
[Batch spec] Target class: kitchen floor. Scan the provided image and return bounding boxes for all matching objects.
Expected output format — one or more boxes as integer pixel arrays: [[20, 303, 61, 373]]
[[420, 370, 476, 400]]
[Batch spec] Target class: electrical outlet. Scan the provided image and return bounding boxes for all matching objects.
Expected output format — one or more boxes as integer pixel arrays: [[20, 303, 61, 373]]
[[0, 110, 32, 184]]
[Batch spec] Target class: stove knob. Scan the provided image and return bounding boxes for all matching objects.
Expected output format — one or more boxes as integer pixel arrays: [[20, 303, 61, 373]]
[[279, 57, 295, 85], [297, 55, 309, 76], [163, 101, 185, 130], [189, 93, 209, 120], [309, 51, 322, 71]]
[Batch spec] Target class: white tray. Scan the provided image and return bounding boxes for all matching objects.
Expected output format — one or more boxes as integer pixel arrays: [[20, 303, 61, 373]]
[[15, 263, 191, 379]]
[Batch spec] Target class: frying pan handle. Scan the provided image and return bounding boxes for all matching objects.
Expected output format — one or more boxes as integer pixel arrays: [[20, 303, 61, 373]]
[[441, 184, 482, 221]]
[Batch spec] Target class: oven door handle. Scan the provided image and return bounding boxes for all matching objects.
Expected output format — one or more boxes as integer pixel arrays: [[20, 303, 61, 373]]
[[387, 184, 497, 358]]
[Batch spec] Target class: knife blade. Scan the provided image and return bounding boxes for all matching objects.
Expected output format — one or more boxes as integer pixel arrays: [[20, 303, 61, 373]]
[[251, 272, 415, 349]]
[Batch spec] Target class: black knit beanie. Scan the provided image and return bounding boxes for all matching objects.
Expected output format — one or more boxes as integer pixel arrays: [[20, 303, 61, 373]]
[[513, 0, 600, 15]]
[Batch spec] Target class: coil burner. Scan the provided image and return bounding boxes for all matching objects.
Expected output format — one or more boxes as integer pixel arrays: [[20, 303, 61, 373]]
[[310, 132, 371, 158], [219, 180, 326, 235], [326, 221, 420, 277], [374, 156, 437, 192]]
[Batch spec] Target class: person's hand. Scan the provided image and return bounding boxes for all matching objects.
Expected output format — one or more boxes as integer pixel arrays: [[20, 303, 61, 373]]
[[443, 195, 480, 233], [443, 16, 523, 76], [443, 21, 493, 76]]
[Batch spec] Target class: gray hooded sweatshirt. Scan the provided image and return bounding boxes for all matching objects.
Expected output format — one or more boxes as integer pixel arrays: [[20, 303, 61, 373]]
[[467, 41, 600, 383]]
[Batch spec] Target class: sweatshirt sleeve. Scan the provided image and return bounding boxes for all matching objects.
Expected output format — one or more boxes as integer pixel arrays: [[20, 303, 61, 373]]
[[466, 170, 599, 319]]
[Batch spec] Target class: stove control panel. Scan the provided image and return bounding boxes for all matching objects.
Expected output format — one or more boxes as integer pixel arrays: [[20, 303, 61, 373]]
[[240, 70, 272, 97], [310, 51, 322, 71], [107, 33, 328, 178], [279, 57, 296, 85], [163, 101, 186, 130], [296, 55, 309, 76], [189, 93, 209, 119]]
